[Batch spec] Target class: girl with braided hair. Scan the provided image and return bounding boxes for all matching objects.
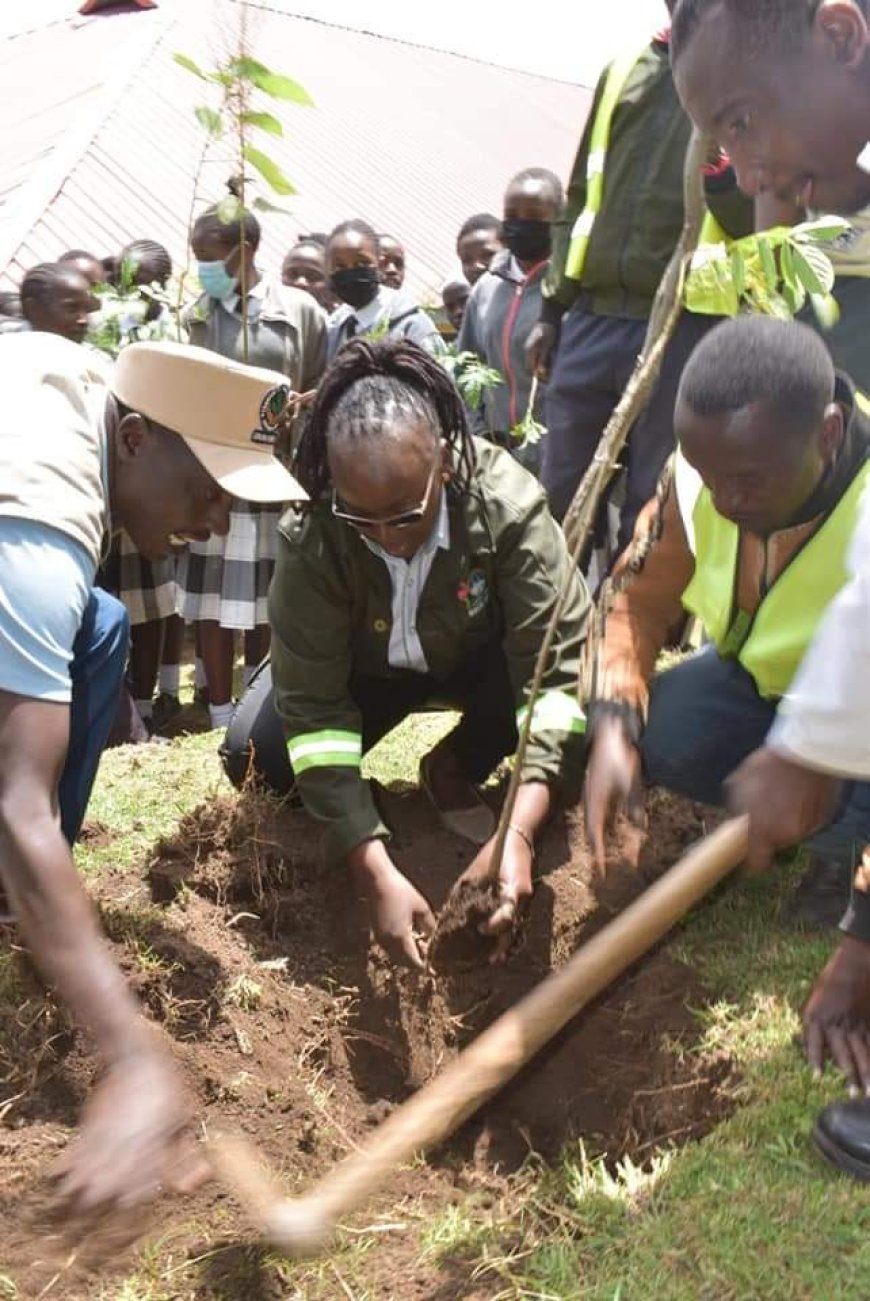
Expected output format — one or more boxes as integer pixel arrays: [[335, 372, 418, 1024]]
[[224, 337, 590, 969]]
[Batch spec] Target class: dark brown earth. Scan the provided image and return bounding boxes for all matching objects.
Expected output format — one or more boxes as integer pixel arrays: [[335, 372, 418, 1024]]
[[0, 786, 736, 1299]]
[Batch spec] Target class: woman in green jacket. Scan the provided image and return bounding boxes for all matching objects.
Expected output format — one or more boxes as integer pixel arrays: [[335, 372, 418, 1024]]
[[226, 339, 589, 968]]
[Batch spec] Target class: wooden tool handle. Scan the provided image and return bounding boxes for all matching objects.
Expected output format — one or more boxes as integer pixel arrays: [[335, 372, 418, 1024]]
[[212, 817, 748, 1254]]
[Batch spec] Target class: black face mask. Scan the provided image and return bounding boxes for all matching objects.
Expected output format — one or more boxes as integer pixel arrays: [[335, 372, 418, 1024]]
[[330, 265, 380, 309], [502, 218, 551, 263]]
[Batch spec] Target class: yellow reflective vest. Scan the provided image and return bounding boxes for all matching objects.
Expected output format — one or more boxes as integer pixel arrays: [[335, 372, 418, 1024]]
[[563, 43, 732, 312], [674, 450, 870, 699]]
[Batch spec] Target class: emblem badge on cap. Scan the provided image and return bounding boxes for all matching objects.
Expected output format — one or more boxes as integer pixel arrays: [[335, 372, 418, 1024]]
[[252, 383, 290, 445]]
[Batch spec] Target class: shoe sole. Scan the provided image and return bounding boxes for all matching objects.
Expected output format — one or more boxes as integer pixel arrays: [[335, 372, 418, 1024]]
[[812, 1119, 870, 1182]]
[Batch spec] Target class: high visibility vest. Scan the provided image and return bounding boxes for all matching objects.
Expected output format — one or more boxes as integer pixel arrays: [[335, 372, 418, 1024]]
[[565, 45, 649, 282], [674, 450, 870, 699], [565, 45, 727, 298]]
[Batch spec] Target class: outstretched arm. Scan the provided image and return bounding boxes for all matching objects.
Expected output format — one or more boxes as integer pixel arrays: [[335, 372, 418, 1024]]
[[0, 690, 190, 1218]]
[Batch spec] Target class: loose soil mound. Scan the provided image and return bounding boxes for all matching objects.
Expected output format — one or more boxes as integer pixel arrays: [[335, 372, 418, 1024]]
[[0, 787, 736, 1298]]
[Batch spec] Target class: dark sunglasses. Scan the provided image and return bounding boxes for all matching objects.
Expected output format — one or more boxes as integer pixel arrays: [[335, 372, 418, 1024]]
[[332, 459, 441, 532]]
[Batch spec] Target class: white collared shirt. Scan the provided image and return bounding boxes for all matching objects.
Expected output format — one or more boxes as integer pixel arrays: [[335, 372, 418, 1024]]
[[363, 493, 450, 674], [223, 275, 267, 320]]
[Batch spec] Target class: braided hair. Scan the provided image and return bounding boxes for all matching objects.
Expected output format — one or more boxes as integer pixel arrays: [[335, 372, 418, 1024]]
[[295, 338, 476, 501], [119, 239, 172, 285], [20, 262, 86, 308]]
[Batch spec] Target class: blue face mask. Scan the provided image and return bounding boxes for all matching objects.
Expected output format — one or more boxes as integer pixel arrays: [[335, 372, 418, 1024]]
[[197, 259, 236, 300]]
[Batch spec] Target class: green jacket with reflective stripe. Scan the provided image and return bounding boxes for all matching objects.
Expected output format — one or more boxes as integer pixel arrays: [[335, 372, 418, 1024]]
[[269, 440, 590, 862]]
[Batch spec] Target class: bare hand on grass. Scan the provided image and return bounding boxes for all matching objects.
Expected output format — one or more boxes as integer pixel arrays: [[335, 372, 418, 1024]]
[[802, 936, 870, 1094]]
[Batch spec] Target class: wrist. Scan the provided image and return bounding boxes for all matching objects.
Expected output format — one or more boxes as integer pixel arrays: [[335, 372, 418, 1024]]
[[840, 870, 870, 946], [346, 837, 395, 886], [101, 1019, 166, 1068], [587, 699, 643, 748], [507, 822, 536, 861]]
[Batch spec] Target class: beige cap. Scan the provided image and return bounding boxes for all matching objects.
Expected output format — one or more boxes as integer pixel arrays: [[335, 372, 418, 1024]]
[[112, 342, 307, 503]]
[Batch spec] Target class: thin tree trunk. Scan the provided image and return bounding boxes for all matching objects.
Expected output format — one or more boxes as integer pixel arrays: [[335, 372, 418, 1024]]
[[478, 128, 709, 891]]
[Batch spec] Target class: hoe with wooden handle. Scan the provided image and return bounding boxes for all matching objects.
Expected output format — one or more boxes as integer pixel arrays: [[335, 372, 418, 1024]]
[[207, 816, 748, 1256]]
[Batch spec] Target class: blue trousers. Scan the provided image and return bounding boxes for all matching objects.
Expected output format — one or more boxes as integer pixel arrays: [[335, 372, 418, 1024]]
[[58, 587, 129, 844], [642, 646, 870, 867], [542, 307, 715, 548]]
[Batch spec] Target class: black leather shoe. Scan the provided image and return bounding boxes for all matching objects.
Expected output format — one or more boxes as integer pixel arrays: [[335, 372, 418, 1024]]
[[813, 1098, 870, 1181], [789, 856, 852, 929]]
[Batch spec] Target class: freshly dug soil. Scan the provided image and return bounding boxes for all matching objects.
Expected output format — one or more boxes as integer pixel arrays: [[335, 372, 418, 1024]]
[[0, 786, 737, 1298]]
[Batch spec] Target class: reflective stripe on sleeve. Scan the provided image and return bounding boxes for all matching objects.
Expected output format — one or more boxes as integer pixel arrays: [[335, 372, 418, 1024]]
[[517, 690, 586, 735], [287, 729, 363, 774]]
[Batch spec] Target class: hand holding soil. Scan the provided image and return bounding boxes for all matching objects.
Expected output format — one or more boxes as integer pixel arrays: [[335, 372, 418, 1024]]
[[349, 838, 436, 970], [455, 828, 534, 955], [803, 935, 870, 1094]]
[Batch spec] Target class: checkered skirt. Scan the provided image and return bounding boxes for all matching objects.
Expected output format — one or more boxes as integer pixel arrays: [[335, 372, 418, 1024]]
[[102, 530, 178, 626], [175, 501, 280, 629]]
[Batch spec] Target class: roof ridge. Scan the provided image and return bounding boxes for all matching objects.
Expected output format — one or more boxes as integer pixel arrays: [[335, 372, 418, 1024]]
[[234, 1, 588, 87]]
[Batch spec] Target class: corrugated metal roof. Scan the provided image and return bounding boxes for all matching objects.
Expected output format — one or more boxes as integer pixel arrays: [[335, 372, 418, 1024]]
[[0, 0, 592, 301]]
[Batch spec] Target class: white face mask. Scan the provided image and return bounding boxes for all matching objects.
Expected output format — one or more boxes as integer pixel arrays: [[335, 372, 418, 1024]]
[[857, 142, 870, 175]]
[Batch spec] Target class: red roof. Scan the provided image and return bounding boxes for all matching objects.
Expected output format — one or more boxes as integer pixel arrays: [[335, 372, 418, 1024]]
[[0, 3, 592, 301]]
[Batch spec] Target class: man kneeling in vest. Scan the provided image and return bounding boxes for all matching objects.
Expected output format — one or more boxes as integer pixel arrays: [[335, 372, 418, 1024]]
[[584, 315, 870, 926]]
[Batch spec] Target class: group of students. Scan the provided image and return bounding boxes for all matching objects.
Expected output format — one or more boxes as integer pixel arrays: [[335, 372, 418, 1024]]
[[9, 0, 870, 1239], [0, 200, 523, 743]]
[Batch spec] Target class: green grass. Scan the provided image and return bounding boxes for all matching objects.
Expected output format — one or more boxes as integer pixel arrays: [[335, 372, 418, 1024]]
[[58, 724, 870, 1297]]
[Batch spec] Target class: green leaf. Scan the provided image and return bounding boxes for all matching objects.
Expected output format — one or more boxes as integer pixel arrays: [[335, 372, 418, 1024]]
[[252, 195, 291, 214], [779, 239, 798, 293], [229, 55, 270, 83], [216, 195, 244, 224], [253, 71, 313, 104], [730, 246, 745, 301], [791, 242, 835, 296], [194, 105, 224, 138], [789, 242, 829, 296], [811, 292, 841, 330], [792, 216, 851, 244], [241, 110, 284, 137], [757, 236, 778, 291], [781, 278, 806, 315], [243, 145, 296, 195], [230, 56, 313, 104], [173, 52, 207, 80]]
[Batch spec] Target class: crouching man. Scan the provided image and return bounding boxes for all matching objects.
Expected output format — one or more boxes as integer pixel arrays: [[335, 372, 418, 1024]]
[[0, 332, 305, 1222], [585, 316, 870, 926]]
